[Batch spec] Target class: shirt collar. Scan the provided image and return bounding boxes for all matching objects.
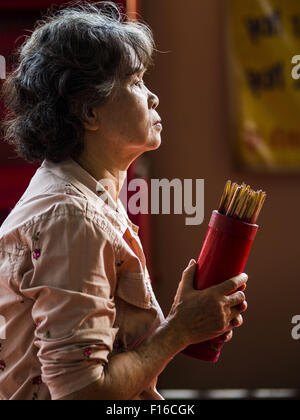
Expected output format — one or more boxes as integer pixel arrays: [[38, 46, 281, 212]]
[[40, 157, 140, 235]]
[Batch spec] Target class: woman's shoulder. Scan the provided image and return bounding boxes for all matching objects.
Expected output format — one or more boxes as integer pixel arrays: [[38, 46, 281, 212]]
[[0, 161, 123, 256], [0, 181, 112, 247], [0, 182, 83, 230]]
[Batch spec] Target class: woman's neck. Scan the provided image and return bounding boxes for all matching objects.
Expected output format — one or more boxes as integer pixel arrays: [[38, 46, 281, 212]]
[[74, 152, 127, 204]]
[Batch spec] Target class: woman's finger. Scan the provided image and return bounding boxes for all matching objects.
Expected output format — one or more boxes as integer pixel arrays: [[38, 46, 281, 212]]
[[226, 291, 245, 307], [217, 273, 248, 295], [222, 330, 233, 342], [230, 314, 243, 328], [235, 300, 248, 313]]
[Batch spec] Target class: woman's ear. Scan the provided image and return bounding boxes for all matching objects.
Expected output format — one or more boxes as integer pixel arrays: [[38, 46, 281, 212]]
[[83, 107, 100, 131]]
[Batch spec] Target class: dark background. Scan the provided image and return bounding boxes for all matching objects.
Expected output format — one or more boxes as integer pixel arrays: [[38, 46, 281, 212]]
[[141, 0, 300, 391]]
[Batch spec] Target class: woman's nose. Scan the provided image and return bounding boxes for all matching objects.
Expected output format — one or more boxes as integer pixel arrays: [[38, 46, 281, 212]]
[[148, 89, 159, 109]]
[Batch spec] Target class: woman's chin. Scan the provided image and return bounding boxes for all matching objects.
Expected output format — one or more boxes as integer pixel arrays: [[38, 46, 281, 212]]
[[134, 136, 161, 155], [148, 136, 162, 150]]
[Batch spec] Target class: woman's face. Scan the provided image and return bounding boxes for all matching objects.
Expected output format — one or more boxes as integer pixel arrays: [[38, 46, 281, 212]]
[[90, 66, 162, 156]]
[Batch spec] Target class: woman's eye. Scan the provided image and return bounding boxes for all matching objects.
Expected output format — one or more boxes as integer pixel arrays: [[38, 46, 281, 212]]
[[134, 79, 144, 88]]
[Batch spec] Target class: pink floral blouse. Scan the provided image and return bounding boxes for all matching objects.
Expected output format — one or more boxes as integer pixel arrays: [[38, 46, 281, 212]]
[[0, 158, 165, 400]]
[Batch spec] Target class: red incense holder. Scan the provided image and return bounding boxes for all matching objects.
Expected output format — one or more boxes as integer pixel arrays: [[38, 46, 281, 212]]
[[181, 210, 258, 362]]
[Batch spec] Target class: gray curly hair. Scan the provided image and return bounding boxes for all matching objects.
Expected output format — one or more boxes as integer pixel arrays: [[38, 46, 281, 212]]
[[1, 1, 155, 163]]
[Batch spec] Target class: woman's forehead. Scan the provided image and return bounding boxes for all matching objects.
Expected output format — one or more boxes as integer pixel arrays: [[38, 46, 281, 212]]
[[125, 44, 146, 75]]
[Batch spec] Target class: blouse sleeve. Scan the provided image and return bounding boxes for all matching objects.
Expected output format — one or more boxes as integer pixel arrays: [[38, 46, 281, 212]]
[[20, 205, 119, 400]]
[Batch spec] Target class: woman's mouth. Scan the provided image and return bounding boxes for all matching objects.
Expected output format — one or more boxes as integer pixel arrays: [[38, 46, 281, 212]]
[[153, 120, 162, 129]]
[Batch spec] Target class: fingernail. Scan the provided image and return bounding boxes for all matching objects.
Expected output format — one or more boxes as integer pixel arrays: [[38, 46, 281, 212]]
[[189, 259, 196, 266]]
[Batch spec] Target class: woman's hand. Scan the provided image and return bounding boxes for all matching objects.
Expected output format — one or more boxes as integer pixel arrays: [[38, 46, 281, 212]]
[[59, 260, 248, 401], [166, 259, 248, 348]]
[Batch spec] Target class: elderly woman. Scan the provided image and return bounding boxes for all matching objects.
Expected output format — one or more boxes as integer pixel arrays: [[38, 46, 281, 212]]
[[0, 2, 247, 400]]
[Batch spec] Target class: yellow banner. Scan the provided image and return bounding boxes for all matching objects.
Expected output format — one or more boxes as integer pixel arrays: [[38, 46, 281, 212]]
[[230, 0, 300, 172]]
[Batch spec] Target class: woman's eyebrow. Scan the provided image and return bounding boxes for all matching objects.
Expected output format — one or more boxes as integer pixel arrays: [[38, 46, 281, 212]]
[[136, 67, 147, 76], [127, 67, 147, 80]]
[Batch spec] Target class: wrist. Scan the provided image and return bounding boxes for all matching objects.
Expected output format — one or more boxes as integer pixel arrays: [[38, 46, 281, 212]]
[[163, 315, 188, 352], [134, 317, 186, 371]]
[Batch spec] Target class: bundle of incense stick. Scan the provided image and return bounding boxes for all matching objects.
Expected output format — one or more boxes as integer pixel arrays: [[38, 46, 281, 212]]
[[218, 180, 266, 224]]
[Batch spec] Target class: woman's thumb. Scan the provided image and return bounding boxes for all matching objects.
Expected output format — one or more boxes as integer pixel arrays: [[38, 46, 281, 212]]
[[188, 258, 197, 267], [181, 258, 197, 288]]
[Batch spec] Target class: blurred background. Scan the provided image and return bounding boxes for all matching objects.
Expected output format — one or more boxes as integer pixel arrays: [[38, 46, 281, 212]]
[[1, 0, 300, 399]]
